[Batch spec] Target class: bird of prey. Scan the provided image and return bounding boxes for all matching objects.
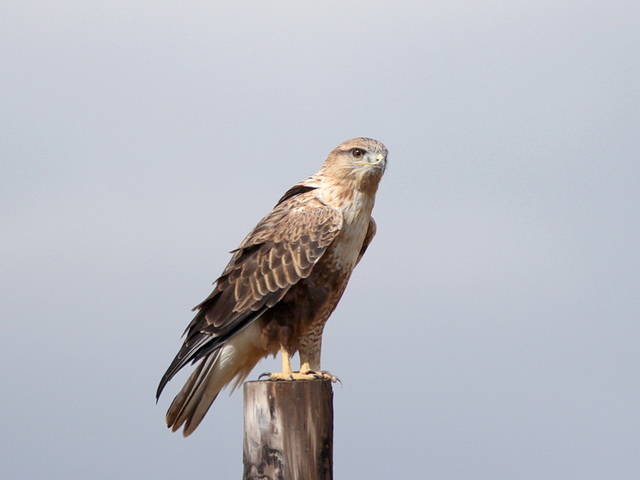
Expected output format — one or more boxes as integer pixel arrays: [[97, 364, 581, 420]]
[[157, 137, 388, 436]]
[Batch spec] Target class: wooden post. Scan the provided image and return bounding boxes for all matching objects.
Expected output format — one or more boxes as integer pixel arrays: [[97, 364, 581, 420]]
[[243, 379, 333, 480]]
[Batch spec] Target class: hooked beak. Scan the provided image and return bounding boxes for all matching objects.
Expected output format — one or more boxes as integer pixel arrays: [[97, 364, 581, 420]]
[[355, 153, 385, 166]]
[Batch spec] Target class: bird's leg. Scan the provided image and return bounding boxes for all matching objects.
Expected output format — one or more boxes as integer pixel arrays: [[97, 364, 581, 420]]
[[298, 334, 340, 383], [268, 346, 319, 381], [281, 346, 292, 375]]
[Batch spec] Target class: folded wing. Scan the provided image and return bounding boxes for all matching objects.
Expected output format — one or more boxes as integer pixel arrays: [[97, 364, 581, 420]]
[[156, 192, 342, 399]]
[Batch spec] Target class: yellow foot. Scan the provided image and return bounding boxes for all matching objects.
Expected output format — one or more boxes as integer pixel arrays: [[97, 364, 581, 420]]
[[269, 371, 320, 381], [300, 370, 341, 383], [259, 371, 340, 382]]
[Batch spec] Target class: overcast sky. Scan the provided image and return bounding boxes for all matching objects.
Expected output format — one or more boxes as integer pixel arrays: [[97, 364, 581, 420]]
[[1, 1, 639, 479]]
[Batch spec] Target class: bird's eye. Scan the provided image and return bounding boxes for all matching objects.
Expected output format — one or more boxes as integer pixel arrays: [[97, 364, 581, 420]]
[[351, 148, 366, 159]]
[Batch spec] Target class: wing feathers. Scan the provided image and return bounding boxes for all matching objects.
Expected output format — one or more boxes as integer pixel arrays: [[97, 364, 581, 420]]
[[157, 188, 343, 416]]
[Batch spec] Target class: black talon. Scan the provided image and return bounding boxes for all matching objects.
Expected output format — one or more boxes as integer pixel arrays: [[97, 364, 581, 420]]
[[258, 372, 271, 380]]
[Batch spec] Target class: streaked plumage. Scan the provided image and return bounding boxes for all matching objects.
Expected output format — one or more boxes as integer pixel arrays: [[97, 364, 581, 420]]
[[157, 137, 387, 436]]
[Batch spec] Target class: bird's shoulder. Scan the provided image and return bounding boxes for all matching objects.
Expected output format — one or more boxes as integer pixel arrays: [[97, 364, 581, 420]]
[[238, 183, 343, 248]]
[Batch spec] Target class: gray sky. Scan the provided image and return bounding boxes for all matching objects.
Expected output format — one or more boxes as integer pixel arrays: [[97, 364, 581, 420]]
[[1, 1, 639, 478]]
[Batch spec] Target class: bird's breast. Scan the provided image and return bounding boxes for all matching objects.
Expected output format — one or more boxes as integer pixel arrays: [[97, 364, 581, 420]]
[[323, 191, 374, 272]]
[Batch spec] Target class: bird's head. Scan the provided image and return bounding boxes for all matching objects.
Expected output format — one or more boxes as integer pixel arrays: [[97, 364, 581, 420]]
[[323, 137, 388, 190]]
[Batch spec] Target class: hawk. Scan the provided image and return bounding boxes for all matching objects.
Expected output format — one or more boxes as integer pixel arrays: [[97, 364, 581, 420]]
[[157, 137, 388, 436]]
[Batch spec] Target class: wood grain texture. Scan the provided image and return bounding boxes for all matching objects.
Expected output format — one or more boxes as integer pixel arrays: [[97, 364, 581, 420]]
[[243, 380, 333, 480]]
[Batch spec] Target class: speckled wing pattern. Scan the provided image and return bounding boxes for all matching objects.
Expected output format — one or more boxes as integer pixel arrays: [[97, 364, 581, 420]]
[[156, 188, 342, 399]]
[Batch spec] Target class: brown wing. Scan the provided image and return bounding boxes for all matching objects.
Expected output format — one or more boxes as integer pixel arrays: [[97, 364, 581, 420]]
[[356, 217, 376, 265], [157, 192, 342, 398]]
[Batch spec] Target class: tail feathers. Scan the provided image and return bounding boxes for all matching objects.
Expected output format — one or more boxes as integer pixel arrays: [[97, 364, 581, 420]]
[[164, 325, 263, 436], [165, 352, 219, 435]]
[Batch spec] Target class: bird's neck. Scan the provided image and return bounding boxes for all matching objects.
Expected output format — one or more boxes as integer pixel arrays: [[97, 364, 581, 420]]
[[308, 166, 381, 196], [309, 175, 378, 214]]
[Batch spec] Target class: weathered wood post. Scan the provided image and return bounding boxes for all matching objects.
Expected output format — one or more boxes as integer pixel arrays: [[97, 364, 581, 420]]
[[243, 379, 334, 480]]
